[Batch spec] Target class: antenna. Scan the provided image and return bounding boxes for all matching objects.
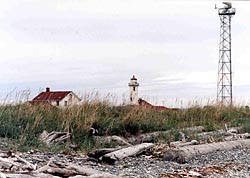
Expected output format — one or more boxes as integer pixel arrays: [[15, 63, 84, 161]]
[[216, 2, 236, 106]]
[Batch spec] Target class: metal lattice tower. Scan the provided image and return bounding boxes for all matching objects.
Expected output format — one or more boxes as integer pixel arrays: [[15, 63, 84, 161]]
[[217, 2, 236, 106]]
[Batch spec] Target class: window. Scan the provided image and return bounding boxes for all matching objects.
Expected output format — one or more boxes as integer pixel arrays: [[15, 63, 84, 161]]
[[130, 97, 133, 102], [56, 101, 59, 106], [69, 94, 72, 102], [64, 101, 68, 106], [133, 87, 135, 91]]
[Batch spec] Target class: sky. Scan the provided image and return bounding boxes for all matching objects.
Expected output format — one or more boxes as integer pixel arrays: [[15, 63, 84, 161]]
[[0, 0, 250, 107]]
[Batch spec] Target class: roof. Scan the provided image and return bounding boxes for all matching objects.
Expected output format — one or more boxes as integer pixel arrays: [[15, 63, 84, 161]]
[[131, 75, 137, 80], [138, 98, 178, 111], [32, 91, 71, 101], [28, 100, 54, 107]]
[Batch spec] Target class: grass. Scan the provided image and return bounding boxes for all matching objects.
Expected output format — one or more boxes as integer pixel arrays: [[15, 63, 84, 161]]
[[0, 97, 250, 152]]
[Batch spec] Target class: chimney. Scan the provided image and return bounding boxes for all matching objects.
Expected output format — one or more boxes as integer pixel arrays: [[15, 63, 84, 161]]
[[46, 87, 50, 92]]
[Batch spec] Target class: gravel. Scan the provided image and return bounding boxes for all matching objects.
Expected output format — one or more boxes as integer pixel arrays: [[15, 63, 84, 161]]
[[93, 147, 250, 178], [1, 143, 250, 177]]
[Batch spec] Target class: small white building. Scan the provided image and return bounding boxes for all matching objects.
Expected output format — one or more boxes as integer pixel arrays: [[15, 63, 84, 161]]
[[128, 75, 139, 105], [31, 88, 81, 107]]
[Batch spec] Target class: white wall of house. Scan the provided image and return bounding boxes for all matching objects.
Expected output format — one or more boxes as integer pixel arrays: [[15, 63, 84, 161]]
[[50, 92, 81, 107]]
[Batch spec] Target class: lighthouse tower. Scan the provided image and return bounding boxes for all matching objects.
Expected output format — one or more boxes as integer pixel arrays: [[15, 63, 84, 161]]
[[128, 75, 139, 105]]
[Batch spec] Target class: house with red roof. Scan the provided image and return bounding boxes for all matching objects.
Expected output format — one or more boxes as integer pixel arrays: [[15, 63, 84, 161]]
[[31, 88, 81, 107]]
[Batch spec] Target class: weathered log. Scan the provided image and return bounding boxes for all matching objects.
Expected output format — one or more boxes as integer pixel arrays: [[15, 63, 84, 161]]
[[69, 176, 88, 178], [197, 127, 242, 141], [224, 133, 250, 141], [181, 126, 205, 133], [15, 155, 37, 170], [126, 131, 166, 144], [93, 126, 205, 146], [163, 139, 250, 163], [2, 174, 36, 178], [4, 173, 61, 178], [0, 157, 20, 167], [68, 164, 122, 178], [94, 135, 131, 147], [87, 147, 122, 159], [47, 167, 78, 177], [40, 130, 71, 146], [34, 157, 53, 174], [170, 140, 199, 148], [126, 126, 205, 144], [0, 172, 6, 178], [101, 143, 154, 164], [34, 173, 61, 178]]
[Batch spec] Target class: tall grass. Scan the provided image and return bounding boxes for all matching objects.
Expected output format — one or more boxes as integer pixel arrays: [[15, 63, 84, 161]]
[[0, 96, 250, 151]]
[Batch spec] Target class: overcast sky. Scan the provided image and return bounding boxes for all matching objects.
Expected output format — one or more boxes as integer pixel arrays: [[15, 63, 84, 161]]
[[0, 0, 250, 106]]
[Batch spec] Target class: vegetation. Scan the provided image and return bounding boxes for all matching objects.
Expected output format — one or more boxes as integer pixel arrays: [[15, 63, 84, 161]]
[[0, 98, 250, 152]]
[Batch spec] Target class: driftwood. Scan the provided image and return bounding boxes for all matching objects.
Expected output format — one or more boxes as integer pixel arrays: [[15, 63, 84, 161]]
[[0, 157, 20, 167], [101, 143, 154, 164], [163, 139, 250, 163], [2, 173, 61, 178], [2, 174, 36, 178], [127, 126, 205, 144], [93, 126, 205, 146], [0, 172, 6, 178], [197, 127, 242, 142], [15, 155, 37, 170], [47, 167, 78, 177], [170, 140, 199, 148], [127, 131, 168, 144], [181, 126, 205, 133], [94, 135, 131, 147], [0, 150, 122, 178], [40, 130, 71, 146], [224, 133, 250, 141], [34, 157, 53, 174], [68, 164, 122, 178], [87, 147, 122, 159]]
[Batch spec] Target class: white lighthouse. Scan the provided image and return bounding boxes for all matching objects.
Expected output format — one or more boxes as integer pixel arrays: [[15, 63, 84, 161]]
[[128, 75, 139, 105]]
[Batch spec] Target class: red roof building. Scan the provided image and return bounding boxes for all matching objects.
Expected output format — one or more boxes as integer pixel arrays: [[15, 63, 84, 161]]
[[138, 98, 178, 111], [31, 88, 81, 107]]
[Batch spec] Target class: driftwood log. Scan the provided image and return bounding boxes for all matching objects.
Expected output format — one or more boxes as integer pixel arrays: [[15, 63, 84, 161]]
[[224, 133, 250, 141], [93, 126, 205, 146], [39, 130, 71, 146], [87, 147, 122, 160], [67, 164, 122, 178], [0, 153, 122, 178], [196, 127, 242, 143], [3, 173, 61, 178], [170, 140, 199, 148], [1, 174, 38, 178], [164, 139, 250, 163], [127, 126, 205, 144], [101, 143, 154, 164], [14, 155, 37, 170], [94, 135, 131, 147], [181, 126, 205, 133]]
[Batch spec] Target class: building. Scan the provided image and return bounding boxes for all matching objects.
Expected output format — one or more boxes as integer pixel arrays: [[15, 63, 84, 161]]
[[128, 76, 178, 111], [138, 98, 178, 111], [31, 88, 81, 107], [128, 75, 139, 105]]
